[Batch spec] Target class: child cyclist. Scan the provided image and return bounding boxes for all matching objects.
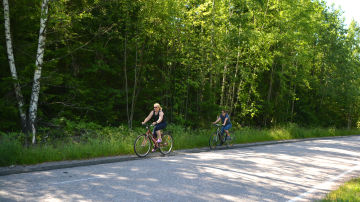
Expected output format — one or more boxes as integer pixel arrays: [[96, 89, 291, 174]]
[[212, 109, 232, 140]]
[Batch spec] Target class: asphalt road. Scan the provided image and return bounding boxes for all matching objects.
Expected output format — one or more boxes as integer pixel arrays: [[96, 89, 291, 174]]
[[1, 136, 360, 202]]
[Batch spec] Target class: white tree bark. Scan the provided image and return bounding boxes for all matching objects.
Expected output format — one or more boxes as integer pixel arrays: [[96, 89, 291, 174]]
[[2, 0, 27, 132], [28, 0, 49, 144], [220, 64, 227, 106]]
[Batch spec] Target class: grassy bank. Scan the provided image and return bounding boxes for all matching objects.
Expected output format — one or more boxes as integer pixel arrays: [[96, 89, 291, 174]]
[[320, 178, 360, 201], [1, 124, 359, 167]]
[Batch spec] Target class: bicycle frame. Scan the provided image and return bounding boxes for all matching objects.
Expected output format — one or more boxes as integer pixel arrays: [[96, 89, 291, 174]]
[[144, 125, 160, 148], [134, 123, 173, 157], [215, 124, 226, 142]]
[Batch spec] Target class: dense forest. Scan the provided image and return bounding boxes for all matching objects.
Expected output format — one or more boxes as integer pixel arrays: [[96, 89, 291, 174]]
[[1, 0, 360, 143]]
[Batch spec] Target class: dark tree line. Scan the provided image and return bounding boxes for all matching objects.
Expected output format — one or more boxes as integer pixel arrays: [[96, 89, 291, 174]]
[[1, 0, 360, 139]]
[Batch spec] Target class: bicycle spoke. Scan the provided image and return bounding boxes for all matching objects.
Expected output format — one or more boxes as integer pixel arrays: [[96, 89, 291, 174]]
[[209, 133, 218, 150], [159, 134, 173, 155], [225, 135, 235, 148], [134, 134, 151, 157]]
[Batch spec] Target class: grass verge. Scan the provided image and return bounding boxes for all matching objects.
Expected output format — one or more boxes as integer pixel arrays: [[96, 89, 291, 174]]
[[319, 178, 360, 201], [0, 123, 359, 166]]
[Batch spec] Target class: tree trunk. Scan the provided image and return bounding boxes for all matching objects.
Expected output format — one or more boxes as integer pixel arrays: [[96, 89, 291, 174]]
[[2, 0, 27, 134], [184, 70, 189, 123], [230, 54, 239, 114], [267, 65, 274, 104], [209, 0, 215, 104], [261, 0, 270, 30], [264, 64, 274, 126], [28, 0, 49, 144], [291, 84, 296, 122], [230, 26, 242, 113], [129, 42, 144, 129], [347, 105, 352, 129], [123, 35, 130, 128], [129, 44, 138, 129], [220, 64, 227, 106]]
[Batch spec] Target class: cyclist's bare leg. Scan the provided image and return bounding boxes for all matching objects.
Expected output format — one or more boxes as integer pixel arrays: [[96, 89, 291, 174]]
[[141, 136, 147, 146], [224, 129, 230, 137], [156, 130, 162, 142], [151, 130, 161, 152]]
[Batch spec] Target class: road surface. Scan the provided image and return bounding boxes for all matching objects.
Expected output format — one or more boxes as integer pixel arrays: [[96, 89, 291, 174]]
[[1, 136, 360, 201]]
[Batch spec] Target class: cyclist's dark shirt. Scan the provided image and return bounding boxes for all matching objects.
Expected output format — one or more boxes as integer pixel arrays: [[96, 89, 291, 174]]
[[152, 110, 166, 123], [220, 113, 231, 125]]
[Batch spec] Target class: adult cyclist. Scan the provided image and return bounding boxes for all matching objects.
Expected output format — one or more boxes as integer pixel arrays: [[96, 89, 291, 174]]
[[212, 110, 232, 140], [141, 103, 167, 151]]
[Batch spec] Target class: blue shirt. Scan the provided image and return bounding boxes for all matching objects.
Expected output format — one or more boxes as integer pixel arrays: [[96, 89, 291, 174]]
[[220, 113, 231, 126]]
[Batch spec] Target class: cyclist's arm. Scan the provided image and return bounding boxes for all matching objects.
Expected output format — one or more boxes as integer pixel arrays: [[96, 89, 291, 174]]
[[142, 111, 154, 124], [154, 111, 164, 124], [213, 116, 221, 124], [223, 117, 228, 126]]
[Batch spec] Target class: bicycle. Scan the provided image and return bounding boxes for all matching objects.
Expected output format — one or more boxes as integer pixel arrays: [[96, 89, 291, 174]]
[[134, 123, 174, 157], [209, 124, 234, 149]]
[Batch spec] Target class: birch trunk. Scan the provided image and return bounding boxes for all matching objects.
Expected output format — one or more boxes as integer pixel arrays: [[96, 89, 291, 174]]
[[230, 50, 240, 113], [220, 64, 227, 106], [2, 0, 27, 133], [209, 0, 215, 104], [28, 0, 49, 144], [230, 25, 242, 113]]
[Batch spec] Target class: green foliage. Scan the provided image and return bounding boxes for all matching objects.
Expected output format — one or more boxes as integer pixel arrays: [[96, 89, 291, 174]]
[[0, 133, 22, 166], [1, 0, 360, 134]]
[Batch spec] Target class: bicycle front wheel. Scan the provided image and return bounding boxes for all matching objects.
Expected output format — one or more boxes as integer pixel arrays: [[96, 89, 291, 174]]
[[159, 134, 173, 155], [134, 134, 151, 157], [209, 133, 219, 150]]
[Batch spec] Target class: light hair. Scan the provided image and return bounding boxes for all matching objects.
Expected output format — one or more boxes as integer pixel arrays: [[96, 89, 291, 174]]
[[154, 103, 162, 110]]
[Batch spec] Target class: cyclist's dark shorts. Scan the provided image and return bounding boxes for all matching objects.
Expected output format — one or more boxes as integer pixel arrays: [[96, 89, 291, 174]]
[[153, 122, 167, 137], [221, 123, 232, 134]]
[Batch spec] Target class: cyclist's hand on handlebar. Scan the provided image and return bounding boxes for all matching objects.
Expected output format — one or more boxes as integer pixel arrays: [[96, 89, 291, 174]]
[[152, 122, 157, 126], [141, 121, 145, 125]]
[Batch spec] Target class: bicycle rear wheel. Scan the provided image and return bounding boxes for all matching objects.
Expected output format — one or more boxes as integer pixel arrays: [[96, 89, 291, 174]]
[[209, 133, 219, 150], [225, 136, 235, 148], [159, 133, 173, 155], [134, 134, 151, 157]]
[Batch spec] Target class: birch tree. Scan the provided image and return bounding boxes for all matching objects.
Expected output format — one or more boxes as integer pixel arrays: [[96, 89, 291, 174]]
[[2, 0, 27, 133], [28, 0, 50, 144]]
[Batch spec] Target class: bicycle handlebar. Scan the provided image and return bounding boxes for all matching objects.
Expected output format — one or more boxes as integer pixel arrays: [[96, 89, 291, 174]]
[[142, 123, 156, 129]]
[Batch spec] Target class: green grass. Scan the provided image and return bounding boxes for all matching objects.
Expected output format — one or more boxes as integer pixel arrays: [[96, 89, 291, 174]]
[[0, 124, 359, 166], [319, 178, 360, 201]]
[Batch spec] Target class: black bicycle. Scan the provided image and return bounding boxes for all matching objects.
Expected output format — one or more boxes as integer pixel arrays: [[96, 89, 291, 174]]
[[209, 124, 234, 149], [134, 123, 173, 157]]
